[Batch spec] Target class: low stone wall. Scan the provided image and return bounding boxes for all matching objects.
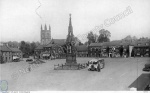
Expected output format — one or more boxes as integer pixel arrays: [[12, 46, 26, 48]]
[[54, 63, 87, 70]]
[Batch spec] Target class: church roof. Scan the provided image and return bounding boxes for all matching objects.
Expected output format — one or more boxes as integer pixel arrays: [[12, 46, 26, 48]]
[[50, 39, 66, 46], [35, 45, 44, 50], [44, 43, 60, 48]]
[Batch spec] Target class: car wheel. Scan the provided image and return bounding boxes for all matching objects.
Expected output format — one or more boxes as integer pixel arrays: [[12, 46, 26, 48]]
[[97, 64, 101, 72], [103, 62, 105, 68], [101, 62, 105, 69], [97, 68, 100, 72]]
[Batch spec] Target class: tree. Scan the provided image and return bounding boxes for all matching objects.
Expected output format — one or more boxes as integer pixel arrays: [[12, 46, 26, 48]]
[[19, 41, 31, 57], [138, 37, 149, 41], [19, 41, 26, 53], [78, 42, 83, 45], [74, 37, 81, 46], [7, 41, 19, 48], [35, 41, 40, 47], [122, 35, 138, 42], [94, 34, 99, 43], [97, 29, 111, 43], [87, 31, 96, 45], [30, 42, 36, 55], [84, 41, 88, 46], [25, 43, 31, 55]]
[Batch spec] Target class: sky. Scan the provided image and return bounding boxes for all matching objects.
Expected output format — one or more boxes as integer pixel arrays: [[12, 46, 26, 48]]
[[0, 0, 150, 43]]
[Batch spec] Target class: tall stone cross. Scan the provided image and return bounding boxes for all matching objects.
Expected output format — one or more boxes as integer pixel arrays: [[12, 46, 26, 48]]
[[66, 14, 77, 64]]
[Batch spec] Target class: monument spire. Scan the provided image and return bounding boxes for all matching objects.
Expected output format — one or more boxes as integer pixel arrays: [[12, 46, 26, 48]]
[[69, 14, 72, 26], [49, 25, 51, 31], [68, 13, 73, 36]]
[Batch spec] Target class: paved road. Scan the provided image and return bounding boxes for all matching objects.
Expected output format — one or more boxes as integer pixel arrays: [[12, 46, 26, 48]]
[[0, 57, 149, 91]]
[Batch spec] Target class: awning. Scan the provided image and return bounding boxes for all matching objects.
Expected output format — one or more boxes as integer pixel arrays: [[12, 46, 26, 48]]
[[42, 54, 50, 57], [13, 56, 20, 60], [128, 73, 150, 90]]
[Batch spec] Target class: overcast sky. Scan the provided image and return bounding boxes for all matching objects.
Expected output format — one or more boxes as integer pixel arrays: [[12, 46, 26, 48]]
[[0, 0, 150, 42]]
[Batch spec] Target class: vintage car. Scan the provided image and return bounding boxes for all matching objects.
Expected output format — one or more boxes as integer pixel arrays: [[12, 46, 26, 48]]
[[13, 56, 20, 62], [143, 63, 150, 72], [88, 58, 105, 72], [26, 59, 33, 62]]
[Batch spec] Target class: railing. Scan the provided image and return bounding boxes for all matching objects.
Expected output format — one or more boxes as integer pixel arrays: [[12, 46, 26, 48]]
[[54, 63, 88, 70]]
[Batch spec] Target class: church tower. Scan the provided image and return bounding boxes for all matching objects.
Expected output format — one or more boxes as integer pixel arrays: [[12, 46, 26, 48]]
[[41, 24, 51, 45]]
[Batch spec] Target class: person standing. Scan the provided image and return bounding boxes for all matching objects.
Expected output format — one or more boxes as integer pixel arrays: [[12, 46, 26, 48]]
[[28, 64, 31, 72]]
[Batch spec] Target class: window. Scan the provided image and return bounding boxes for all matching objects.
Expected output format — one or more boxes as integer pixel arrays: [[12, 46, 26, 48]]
[[90, 48, 92, 51], [145, 43, 149, 45], [146, 49, 149, 51], [3, 52, 5, 56], [137, 43, 141, 46]]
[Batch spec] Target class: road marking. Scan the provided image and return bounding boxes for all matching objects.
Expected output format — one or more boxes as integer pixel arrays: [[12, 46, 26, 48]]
[[120, 72, 127, 77]]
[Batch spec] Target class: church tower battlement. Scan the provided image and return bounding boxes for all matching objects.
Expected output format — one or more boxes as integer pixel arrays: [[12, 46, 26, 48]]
[[41, 24, 51, 45]]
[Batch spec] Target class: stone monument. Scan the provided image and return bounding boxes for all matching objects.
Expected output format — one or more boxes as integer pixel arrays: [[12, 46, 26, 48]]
[[54, 14, 87, 70], [65, 14, 77, 65]]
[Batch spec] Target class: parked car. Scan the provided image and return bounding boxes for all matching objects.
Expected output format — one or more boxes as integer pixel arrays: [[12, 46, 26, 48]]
[[26, 59, 33, 62], [13, 58, 20, 62], [13, 56, 20, 62], [23, 54, 29, 58], [143, 63, 150, 72], [88, 58, 105, 72]]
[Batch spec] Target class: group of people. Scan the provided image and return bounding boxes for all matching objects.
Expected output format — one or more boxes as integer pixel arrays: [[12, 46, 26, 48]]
[[105, 46, 131, 58]]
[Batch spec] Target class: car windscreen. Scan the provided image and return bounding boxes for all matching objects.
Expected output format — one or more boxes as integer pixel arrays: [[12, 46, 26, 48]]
[[93, 62, 97, 64]]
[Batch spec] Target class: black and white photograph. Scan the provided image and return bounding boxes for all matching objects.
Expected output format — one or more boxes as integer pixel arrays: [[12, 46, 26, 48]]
[[0, 0, 150, 92]]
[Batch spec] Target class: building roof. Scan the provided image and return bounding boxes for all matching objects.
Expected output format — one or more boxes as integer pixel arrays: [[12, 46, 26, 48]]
[[133, 40, 150, 47], [50, 39, 66, 46], [103, 41, 121, 46], [89, 41, 121, 47], [89, 43, 103, 47], [10, 48, 21, 52], [89, 40, 150, 47], [44, 43, 60, 48], [76, 45, 88, 52], [0, 45, 12, 52], [35, 45, 44, 50]]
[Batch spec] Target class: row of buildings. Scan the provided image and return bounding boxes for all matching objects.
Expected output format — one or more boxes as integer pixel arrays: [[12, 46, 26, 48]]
[[35, 14, 150, 59], [0, 43, 22, 63], [88, 40, 150, 57], [35, 39, 66, 59], [35, 39, 150, 59]]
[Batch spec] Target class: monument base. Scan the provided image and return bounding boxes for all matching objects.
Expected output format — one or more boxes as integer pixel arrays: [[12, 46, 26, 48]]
[[66, 54, 76, 64]]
